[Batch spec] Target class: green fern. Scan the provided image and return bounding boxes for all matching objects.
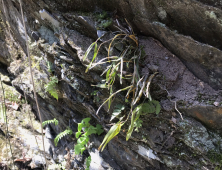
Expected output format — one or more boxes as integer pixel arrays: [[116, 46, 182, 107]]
[[85, 156, 91, 170], [42, 118, 58, 127], [45, 76, 58, 100], [47, 61, 54, 73], [54, 128, 73, 146]]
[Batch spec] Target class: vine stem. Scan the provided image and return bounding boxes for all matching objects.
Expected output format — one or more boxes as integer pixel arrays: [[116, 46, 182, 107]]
[[19, 75, 46, 167], [0, 75, 15, 169], [18, 0, 48, 169], [0, 96, 9, 170]]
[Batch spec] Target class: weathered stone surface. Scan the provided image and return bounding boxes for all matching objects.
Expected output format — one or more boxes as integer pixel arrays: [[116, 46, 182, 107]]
[[129, 0, 222, 90], [140, 37, 222, 131]]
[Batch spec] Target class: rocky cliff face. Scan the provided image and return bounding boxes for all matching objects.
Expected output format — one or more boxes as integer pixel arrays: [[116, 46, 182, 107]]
[[0, 0, 222, 169]]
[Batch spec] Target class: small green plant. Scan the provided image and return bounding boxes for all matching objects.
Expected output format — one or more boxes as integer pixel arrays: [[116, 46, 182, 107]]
[[42, 118, 58, 127], [134, 119, 143, 132], [43, 118, 72, 151], [99, 121, 123, 151], [85, 156, 91, 170], [47, 61, 54, 74], [99, 101, 160, 151], [91, 90, 98, 96], [126, 100, 160, 141], [45, 76, 58, 100], [54, 128, 73, 146], [75, 118, 104, 170], [43, 118, 101, 169], [95, 11, 112, 30], [84, 20, 161, 151], [75, 118, 104, 154], [97, 19, 112, 29], [91, 90, 100, 102], [97, 11, 108, 20]]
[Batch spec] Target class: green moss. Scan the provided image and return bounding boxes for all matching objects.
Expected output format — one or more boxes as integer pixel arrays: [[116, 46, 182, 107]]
[[196, 92, 203, 102], [1, 82, 21, 104], [207, 150, 222, 169], [207, 100, 215, 105], [94, 11, 113, 30], [96, 11, 108, 20], [30, 55, 42, 71]]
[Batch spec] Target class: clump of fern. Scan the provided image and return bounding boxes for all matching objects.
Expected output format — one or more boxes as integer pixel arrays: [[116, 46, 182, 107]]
[[42, 118, 72, 146], [45, 76, 58, 100], [42, 118, 73, 147]]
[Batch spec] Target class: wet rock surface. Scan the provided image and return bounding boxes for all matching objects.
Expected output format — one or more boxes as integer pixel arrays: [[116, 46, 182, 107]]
[[0, 0, 222, 170]]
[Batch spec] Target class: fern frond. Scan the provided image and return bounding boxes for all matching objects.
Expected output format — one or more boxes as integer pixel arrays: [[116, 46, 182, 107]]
[[42, 118, 58, 127], [54, 129, 73, 146], [45, 76, 58, 100]]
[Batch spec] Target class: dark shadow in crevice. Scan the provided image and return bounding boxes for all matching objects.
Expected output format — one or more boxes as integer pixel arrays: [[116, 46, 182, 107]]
[[0, 62, 12, 86]]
